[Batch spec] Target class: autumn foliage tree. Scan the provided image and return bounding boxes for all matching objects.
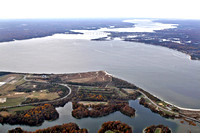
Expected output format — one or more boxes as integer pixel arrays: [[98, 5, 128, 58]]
[[72, 102, 136, 119], [98, 121, 132, 133], [1, 104, 59, 126], [144, 125, 171, 133], [8, 123, 88, 133]]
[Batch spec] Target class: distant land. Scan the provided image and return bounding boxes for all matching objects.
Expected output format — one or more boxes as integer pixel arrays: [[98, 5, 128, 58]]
[[0, 18, 200, 60], [122, 19, 200, 60], [0, 19, 132, 42]]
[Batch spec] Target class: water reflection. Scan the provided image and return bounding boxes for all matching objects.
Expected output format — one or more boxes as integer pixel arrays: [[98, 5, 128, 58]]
[[0, 100, 178, 133]]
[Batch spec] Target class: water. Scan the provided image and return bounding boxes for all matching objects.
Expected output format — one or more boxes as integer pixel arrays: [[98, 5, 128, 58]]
[[0, 37, 200, 132], [0, 37, 199, 109], [0, 100, 178, 133], [2, 100, 200, 133], [99, 19, 178, 32]]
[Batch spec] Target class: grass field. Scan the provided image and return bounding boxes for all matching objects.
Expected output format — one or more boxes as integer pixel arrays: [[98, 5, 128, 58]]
[[0, 106, 35, 116], [8, 106, 35, 112], [0, 74, 25, 95], [124, 89, 135, 94], [27, 91, 59, 100], [116, 89, 127, 97], [0, 111, 11, 117], [0, 73, 61, 108], [78, 101, 108, 105], [0, 97, 25, 107], [154, 128, 161, 133], [143, 97, 151, 103], [162, 110, 176, 116], [80, 86, 99, 90]]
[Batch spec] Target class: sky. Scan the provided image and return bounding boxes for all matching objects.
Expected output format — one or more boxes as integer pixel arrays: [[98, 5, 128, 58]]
[[0, 0, 200, 19]]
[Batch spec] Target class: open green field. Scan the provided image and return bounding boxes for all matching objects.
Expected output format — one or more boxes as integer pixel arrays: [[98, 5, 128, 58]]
[[79, 87, 114, 94], [143, 97, 151, 103], [78, 101, 108, 105], [154, 128, 161, 133], [0, 97, 25, 107], [0, 74, 25, 95], [80, 86, 99, 90], [8, 106, 35, 112], [0, 74, 68, 109], [116, 89, 127, 97], [27, 91, 59, 100], [0, 106, 35, 116]]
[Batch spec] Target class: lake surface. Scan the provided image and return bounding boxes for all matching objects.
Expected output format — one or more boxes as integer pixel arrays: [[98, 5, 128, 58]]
[[1, 100, 200, 133], [0, 100, 178, 133], [0, 36, 200, 132], [0, 37, 199, 109], [1, 18, 200, 132]]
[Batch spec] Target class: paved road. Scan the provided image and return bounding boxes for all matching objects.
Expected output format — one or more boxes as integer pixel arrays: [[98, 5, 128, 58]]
[[136, 90, 200, 123], [136, 90, 175, 114], [1, 76, 200, 123], [0, 76, 72, 109]]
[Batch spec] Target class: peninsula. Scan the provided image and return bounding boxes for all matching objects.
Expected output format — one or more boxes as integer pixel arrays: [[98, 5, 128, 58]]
[[0, 71, 199, 130]]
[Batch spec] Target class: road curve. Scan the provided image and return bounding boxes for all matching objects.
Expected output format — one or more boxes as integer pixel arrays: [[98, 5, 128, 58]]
[[136, 90, 175, 114], [137, 90, 200, 123], [0, 80, 72, 109]]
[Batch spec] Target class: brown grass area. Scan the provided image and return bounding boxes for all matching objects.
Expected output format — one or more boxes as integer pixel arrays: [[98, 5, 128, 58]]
[[0, 74, 21, 82], [0, 74, 14, 82], [0, 111, 11, 117], [0, 74, 25, 96], [2, 92, 28, 99], [27, 92, 59, 100], [78, 101, 108, 106], [0, 84, 16, 95], [0, 97, 25, 107], [123, 89, 136, 94], [60, 71, 112, 83], [68, 77, 96, 83]]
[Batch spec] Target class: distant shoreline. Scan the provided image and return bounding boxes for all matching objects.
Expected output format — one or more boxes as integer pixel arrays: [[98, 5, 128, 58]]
[[0, 33, 196, 61], [0, 19, 200, 60]]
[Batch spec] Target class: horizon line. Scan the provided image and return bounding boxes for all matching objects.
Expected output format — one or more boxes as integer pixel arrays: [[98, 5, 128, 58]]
[[0, 17, 200, 20]]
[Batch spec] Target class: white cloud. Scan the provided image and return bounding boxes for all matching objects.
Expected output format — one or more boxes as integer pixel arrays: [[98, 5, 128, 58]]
[[0, 0, 199, 19]]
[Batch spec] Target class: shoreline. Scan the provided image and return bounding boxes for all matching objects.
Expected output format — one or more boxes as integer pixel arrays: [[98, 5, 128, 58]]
[[105, 72, 200, 113], [1, 70, 200, 111], [137, 86, 200, 111], [142, 126, 173, 133], [0, 31, 199, 61], [162, 100, 200, 111], [104, 71, 200, 111], [137, 88, 200, 111], [0, 70, 200, 131]]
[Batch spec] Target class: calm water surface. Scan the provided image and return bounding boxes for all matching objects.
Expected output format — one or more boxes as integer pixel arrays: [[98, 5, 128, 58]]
[[0, 37, 200, 132], [0, 37, 199, 108], [1, 100, 200, 133], [0, 100, 178, 133]]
